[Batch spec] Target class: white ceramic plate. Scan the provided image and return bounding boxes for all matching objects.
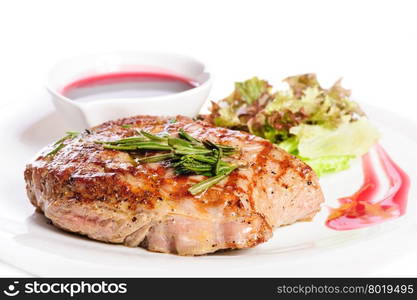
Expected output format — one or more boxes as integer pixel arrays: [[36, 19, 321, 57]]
[[0, 94, 416, 277]]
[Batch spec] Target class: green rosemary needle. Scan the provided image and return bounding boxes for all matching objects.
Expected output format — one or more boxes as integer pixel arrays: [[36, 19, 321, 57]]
[[46, 143, 66, 157], [136, 153, 175, 163], [188, 166, 237, 195], [179, 128, 202, 145]]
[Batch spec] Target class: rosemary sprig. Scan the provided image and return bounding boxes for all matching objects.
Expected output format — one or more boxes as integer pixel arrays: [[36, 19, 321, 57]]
[[47, 131, 79, 156], [96, 129, 239, 194], [179, 128, 202, 145]]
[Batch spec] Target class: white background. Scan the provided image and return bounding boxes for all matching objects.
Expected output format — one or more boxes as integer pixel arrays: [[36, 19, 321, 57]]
[[0, 0, 416, 276]]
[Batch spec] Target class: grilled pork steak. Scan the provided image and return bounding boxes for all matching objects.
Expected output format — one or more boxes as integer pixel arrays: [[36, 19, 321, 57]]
[[24, 115, 324, 255]]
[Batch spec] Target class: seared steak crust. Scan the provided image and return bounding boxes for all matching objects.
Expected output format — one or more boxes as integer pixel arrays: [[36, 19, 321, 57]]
[[24, 115, 324, 255]]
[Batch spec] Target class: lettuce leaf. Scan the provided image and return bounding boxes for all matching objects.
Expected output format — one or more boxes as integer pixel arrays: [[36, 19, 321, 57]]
[[277, 134, 355, 177], [278, 136, 298, 155], [264, 74, 364, 132], [302, 156, 354, 177], [276, 124, 366, 176]]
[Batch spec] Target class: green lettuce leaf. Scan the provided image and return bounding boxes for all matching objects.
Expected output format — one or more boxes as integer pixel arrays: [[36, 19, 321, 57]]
[[290, 118, 380, 158], [208, 73, 379, 177], [234, 77, 271, 105], [213, 106, 242, 128], [277, 133, 356, 176], [302, 155, 354, 177]]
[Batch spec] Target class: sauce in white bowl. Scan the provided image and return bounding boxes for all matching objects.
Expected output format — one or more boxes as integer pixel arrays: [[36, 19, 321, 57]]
[[46, 52, 212, 129]]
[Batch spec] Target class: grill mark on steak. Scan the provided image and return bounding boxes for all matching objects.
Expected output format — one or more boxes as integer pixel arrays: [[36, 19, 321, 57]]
[[24, 115, 324, 255]]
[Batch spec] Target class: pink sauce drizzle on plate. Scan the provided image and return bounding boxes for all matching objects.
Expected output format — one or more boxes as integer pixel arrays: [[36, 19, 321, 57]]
[[326, 144, 410, 230]]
